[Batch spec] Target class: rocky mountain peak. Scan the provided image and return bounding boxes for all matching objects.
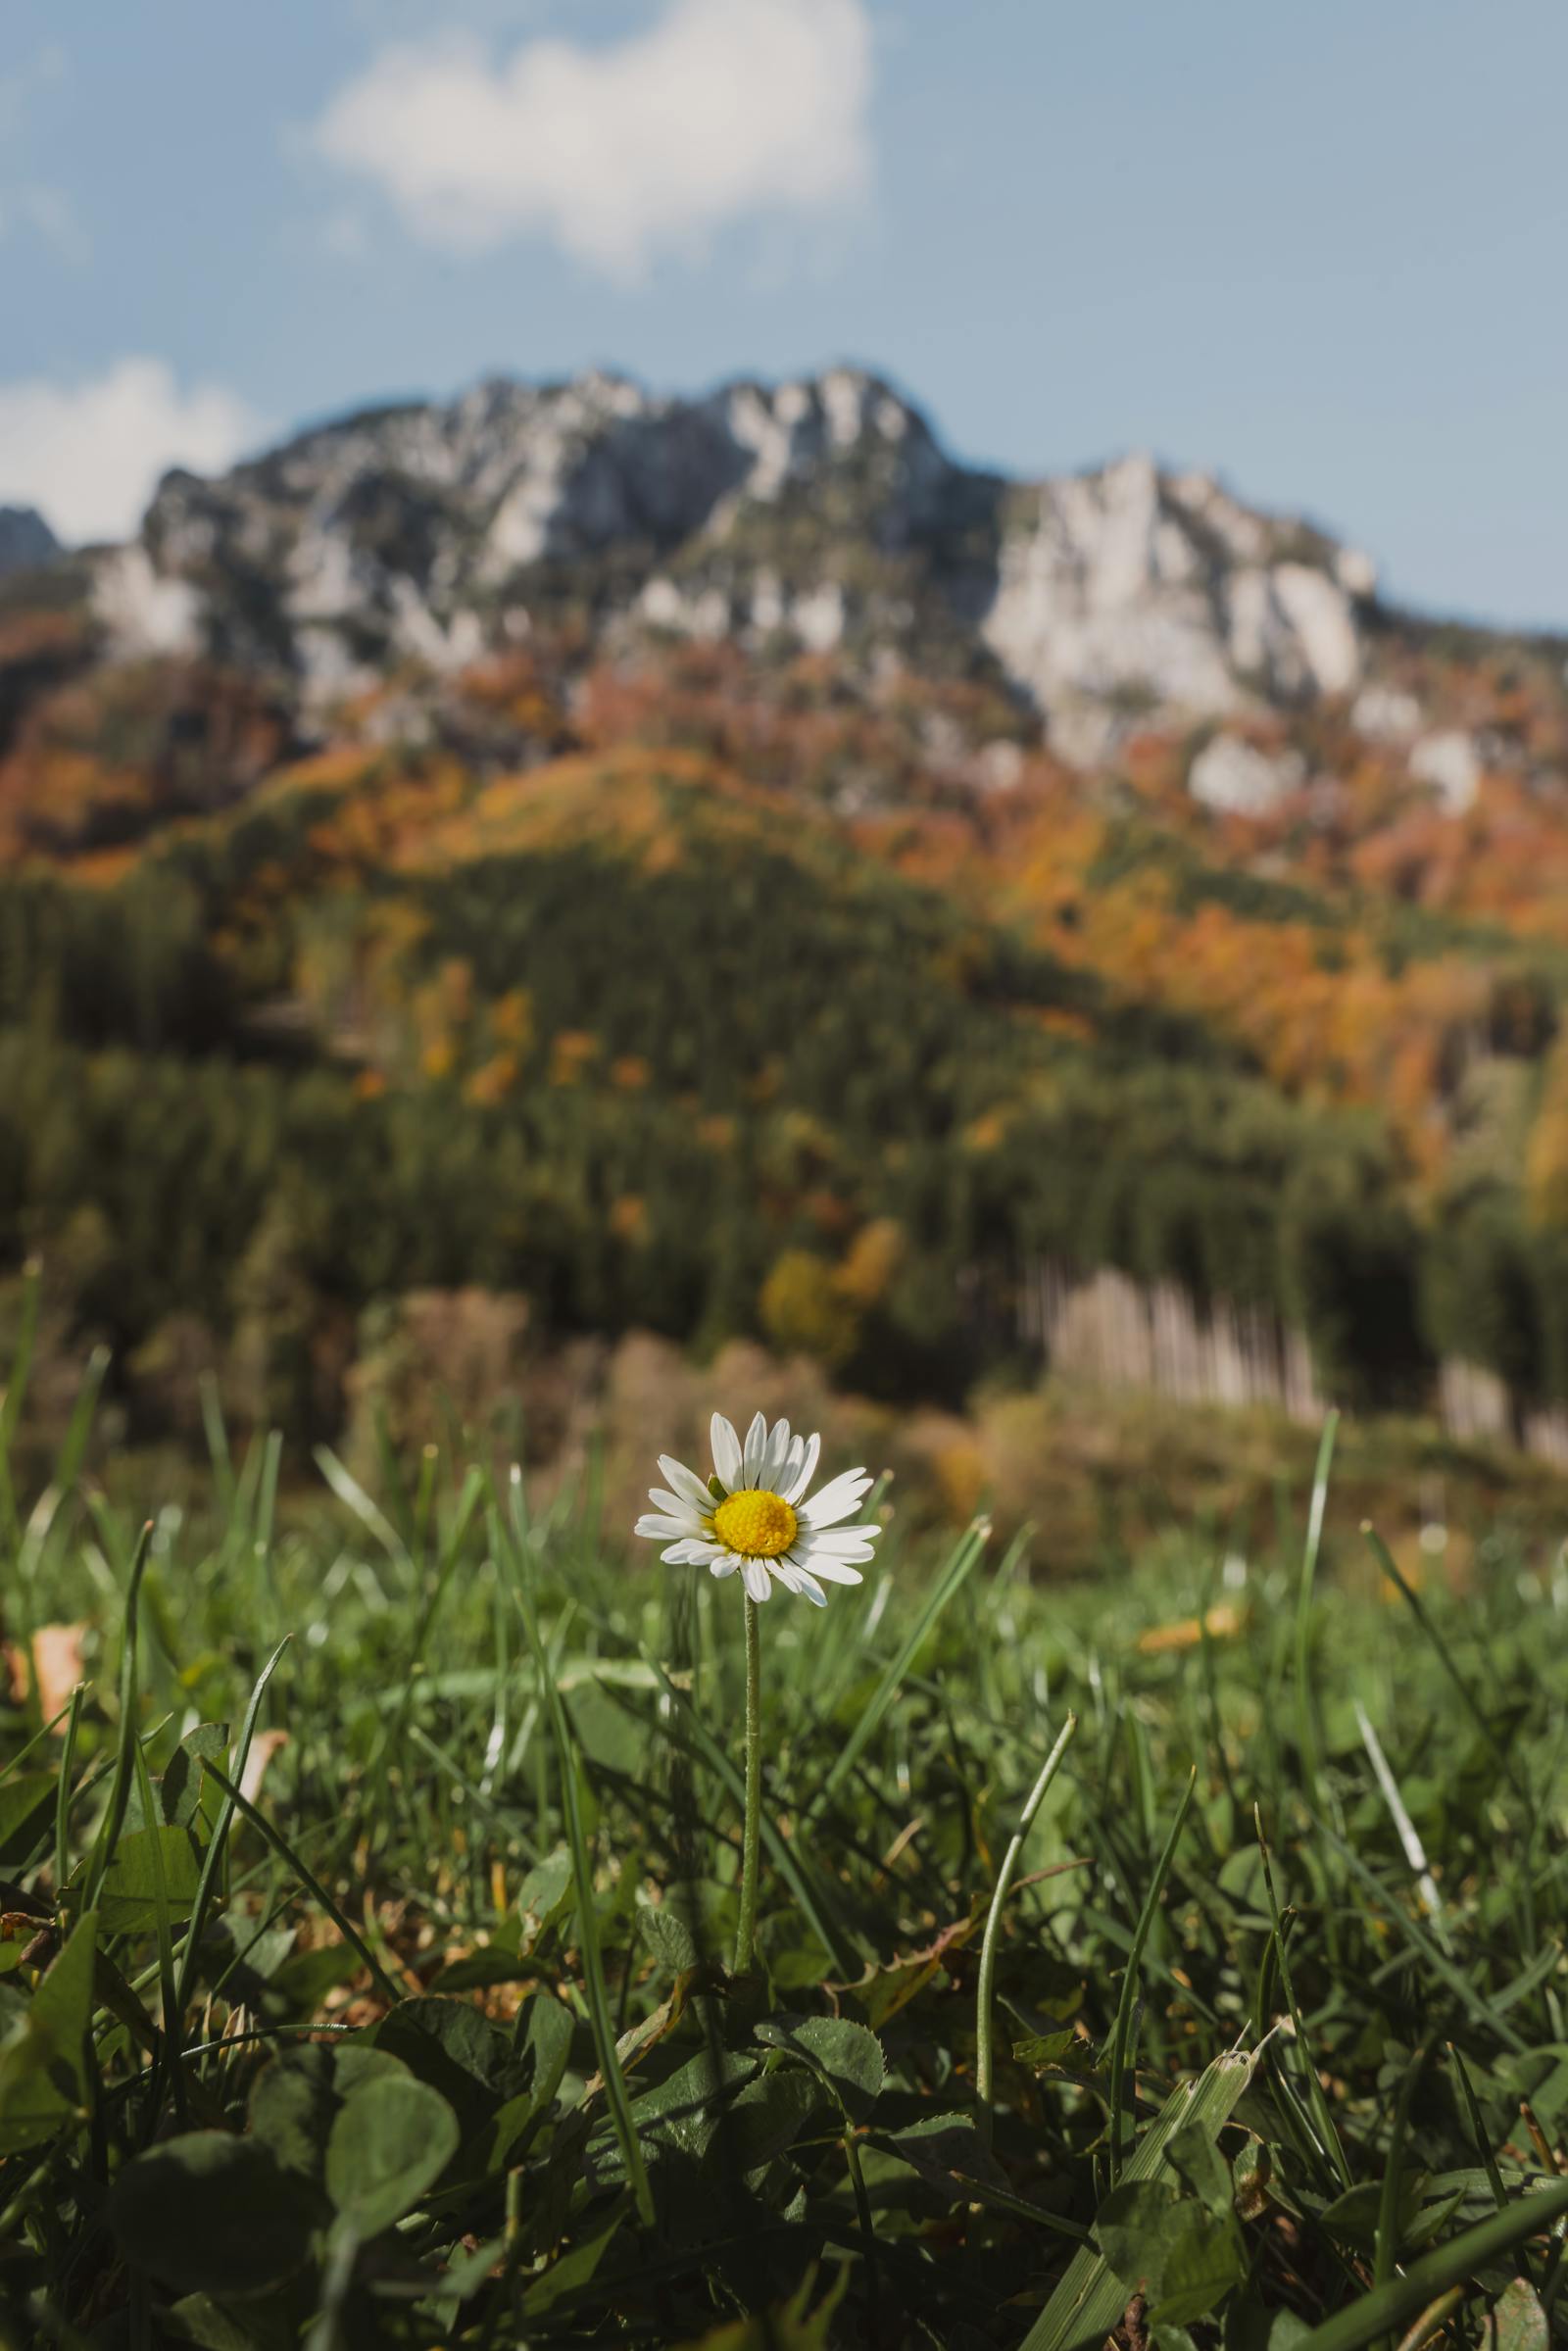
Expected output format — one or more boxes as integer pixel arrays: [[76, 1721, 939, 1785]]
[[90, 364, 1381, 766], [0, 505, 60, 580]]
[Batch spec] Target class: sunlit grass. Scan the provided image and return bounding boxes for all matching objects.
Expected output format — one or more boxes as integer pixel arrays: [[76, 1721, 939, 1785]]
[[2, 1348, 1567, 2348]]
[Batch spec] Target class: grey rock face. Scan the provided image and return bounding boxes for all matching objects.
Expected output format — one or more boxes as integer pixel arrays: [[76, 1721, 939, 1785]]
[[0, 505, 60, 579], [90, 367, 1378, 759]]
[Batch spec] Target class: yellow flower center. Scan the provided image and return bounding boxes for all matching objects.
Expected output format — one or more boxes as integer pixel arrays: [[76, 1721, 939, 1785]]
[[712, 1489, 798, 1559]]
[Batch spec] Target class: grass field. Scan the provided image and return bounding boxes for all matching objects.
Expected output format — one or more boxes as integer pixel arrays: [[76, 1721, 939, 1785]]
[[3, 1351, 1568, 2349]]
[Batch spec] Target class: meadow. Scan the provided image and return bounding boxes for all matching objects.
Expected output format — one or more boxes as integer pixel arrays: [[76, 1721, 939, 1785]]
[[2, 1335, 1567, 2351]]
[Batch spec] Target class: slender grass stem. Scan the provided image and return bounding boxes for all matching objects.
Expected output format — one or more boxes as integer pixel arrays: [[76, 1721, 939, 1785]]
[[733, 1593, 762, 1974], [974, 1710, 1078, 2145]]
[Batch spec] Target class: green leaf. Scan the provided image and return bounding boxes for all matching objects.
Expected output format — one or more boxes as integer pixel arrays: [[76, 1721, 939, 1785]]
[[111, 2133, 318, 2296], [1319, 2176, 1458, 2255], [1148, 2208, 1247, 2329], [0, 1770, 56, 1869], [517, 1847, 574, 1941], [1095, 2179, 1245, 2327], [368, 1995, 522, 2139], [162, 2294, 259, 2350], [325, 2071, 461, 2237], [754, 2015, 886, 2122], [479, 1994, 577, 2173], [638, 1902, 699, 1974], [1094, 2179, 1182, 2282], [523, 2196, 628, 2316], [161, 1723, 229, 1829], [249, 2039, 406, 2183], [522, 1992, 574, 2111], [725, 2068, 820, 2172], [1166, 2118, 1238, 2217], [589, 2048, 758, 2182], [1019, 2046, 1258, 2351], [0, 1910, 98, 2156], [81, 1820, 207, 1933], [1013, 2029, 1083, 2070], [1486, 2278, 1548, 2351]]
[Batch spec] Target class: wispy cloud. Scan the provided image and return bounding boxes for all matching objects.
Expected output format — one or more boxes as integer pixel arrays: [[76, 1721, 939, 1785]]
[[0, 45, 86, 264], [0, 182, 90, 266], [0, 358, 264, 543], [0, 40, 68, 136], [311, 0, 875, 279]]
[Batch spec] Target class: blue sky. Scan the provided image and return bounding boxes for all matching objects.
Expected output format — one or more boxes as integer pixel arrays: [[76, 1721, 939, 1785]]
[[0, 0, 1563, 628]]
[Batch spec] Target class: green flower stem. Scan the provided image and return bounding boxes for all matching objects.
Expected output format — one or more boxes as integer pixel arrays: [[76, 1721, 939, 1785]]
[[733, 1592, 763, 1973]]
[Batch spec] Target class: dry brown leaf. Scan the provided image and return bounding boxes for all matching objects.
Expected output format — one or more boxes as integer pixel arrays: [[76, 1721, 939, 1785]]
[[240, 1728, 290, 1805], [1136, 1601, 1246, 1655]]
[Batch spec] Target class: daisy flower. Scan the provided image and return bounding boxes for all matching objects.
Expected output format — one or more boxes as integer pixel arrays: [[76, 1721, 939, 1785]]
[[635, 1411, 880, 1607]]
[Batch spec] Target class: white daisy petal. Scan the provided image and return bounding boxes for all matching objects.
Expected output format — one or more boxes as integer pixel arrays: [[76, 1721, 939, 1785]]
[[635, 1513, 695, 1540], [710, 1555, 739, 1579], [800, 1470, 873, 1528], [710, 1412, 743, 1491], [760, 1418, 793, 1490], [740, 1555, 772, 1602], [782, 1431, 820, 1504], [647, 1488, 706, 1527], [742, 1411, 768, 1485], [659, 1455, 714, 1511], [799, 1554, 864, 1586], [662, 1541, 710, 1564], [686, 1541, 726, 1563], [792, 1566, 828, 1606], [806, 1529, 879, 1558]]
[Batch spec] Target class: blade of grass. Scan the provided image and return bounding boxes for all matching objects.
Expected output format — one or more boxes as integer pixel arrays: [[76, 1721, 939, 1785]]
[[1375, 2040, 1432, 2291], [1255, 1803, 1354, 2189], [129, 1738, 186, 2133], [314, 1443, 414, 1589], [1353, 1698, 1447, 1939], [80, 1522, 153, 1912], [198, 1370, 235, 1521], [1363, 1523, 1532, 1817], [172, 1637, 291, 2021], [1296, 2178, 1568, 2351], [493, 1478, 654, 2230], [975, 1711, 1078, 2146], [1310, 1813, 1530, 2055], [812, 1517, 989, 1813], [0, 1258, 41, 1554], [199, 1759, 403, 2009], [1107, 1764, 1197, 2182], [1294, 1411, 1339, 1818], [1449, 2042, 1512, 2219]]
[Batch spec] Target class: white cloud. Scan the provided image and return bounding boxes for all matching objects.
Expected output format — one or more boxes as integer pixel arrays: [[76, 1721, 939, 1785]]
[[311, 0, 874, 278], [0, 358, 264, 544]]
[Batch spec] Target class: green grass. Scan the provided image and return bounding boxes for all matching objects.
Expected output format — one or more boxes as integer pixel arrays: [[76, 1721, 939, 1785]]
[[2, 1360, 1568, 2350]]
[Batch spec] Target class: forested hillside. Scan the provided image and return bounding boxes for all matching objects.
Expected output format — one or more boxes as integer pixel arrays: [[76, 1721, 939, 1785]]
[[3, 367, 1567, 1482]]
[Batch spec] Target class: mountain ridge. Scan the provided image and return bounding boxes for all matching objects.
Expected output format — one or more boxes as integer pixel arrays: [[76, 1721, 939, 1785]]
[[83, 361, 1398, 770]]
